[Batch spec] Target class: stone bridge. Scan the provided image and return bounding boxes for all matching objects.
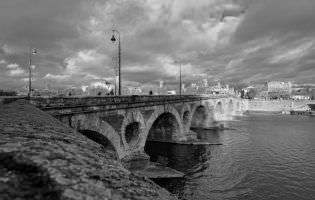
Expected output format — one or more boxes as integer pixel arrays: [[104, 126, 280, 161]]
[[25, 95, 245, 168]]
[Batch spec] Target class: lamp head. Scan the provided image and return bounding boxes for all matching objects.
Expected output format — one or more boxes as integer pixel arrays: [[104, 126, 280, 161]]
[[111, 34, 116, 43]]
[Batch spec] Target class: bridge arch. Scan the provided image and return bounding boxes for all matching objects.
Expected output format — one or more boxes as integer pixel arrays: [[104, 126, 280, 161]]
[[190, 104, 209, 128], [120, 111, 146, 151], [228, 99, 234, 108], [70, 114, 124, 159], [228, 99, 234, 115], [236, 101, 240, 111], [215, 101, 224, 114], [180, 103, 191, 133], [143, 105, 184, 145], [214, 101, 224, 121]]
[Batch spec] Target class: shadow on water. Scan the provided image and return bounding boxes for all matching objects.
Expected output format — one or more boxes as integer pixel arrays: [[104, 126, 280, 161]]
[[195, 129, 222, 142], [144, 129, 223, 198], [146, 116, 315, 200]]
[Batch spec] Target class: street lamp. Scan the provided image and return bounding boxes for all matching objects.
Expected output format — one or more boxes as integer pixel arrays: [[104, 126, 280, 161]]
[[175, 61, 182, 97], [111, 30, 121, 96], [28, 48, 37, 97]]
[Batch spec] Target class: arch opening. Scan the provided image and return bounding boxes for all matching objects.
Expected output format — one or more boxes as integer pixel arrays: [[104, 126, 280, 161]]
[[228, 100, 233, 112], [147, 112, 180, 141], [79, 129, 118, 159], [125, 122, 141, 148], [215, 102, 223, 115], [145, 112, 181, 165], [191, 105, 207, 127]]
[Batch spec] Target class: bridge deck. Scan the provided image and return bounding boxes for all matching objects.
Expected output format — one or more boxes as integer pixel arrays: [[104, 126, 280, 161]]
[[0, 95, 235, 117], [28, 95, 230, 108], [0, 95, 232, 106]]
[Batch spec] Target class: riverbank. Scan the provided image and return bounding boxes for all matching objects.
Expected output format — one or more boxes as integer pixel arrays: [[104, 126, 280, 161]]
[[247, 99, 315, 114], [290, 110, 315, 116], [0, 100, 176, 200]]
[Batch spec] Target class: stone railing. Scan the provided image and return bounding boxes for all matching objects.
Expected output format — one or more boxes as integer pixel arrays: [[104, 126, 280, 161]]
[[28, 95, 230, 109], [0, 94, 234, 109]]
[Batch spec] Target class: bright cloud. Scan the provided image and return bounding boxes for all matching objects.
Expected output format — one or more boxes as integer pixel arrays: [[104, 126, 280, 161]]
[[6, 63, 19, 69], [1, 0, 315, 89], [0, 59, 6, 65], [8, 68, 26, 76], [270, 41, 314, 64], [43, 73, 71, 81], [5, 63, 27, 77]]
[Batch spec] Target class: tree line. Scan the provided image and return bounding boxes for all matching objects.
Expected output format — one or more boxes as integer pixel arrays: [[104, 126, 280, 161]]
[[0, 90, 17, 96]]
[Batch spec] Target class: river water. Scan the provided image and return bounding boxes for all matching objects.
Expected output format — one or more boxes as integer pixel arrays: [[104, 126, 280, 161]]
[[145, 114, 315, 200]]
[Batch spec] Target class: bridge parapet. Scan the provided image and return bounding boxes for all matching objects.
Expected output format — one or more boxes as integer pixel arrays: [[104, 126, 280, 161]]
[[29, 95, 228, 108], [0, 94, 234, 106], [25, 95, 205, 117]]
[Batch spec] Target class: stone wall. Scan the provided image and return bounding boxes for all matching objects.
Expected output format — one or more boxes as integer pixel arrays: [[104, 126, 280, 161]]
[[0, 100, 176, 200], [247, 100, 315, 112]]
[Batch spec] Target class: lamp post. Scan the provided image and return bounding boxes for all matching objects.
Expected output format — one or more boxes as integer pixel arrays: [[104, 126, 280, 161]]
[[179, 63, 182, 96], [111, 56, 117, 96], [28, 48, 37, 97], [175, 61, 182, 97], [111, 30, 121, 96]]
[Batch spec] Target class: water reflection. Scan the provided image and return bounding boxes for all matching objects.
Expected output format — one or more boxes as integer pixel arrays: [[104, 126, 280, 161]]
[[145, 129, 222, 198], [145, 115, 315, 200], [145, 141, 209, 173]]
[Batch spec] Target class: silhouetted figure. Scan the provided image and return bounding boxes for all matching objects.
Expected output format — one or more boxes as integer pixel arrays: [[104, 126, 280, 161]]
[[149, 90, 153, 95], [109, 89, 114, 96], [98, 91, 102, 96]]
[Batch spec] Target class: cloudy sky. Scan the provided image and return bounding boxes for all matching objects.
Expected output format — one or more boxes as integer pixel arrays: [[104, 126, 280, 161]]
[[0, 0, 315, 90]]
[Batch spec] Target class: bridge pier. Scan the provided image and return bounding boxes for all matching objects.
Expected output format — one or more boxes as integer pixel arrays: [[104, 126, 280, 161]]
[[121, 151, 150, 170]]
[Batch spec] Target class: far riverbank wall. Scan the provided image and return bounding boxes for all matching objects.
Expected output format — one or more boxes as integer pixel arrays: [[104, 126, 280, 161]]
[[246, 100, 315, 113]]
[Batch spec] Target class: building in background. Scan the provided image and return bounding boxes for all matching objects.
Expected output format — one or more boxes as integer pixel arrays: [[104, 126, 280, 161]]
[[127, 87, 143, 95], [267, 81, 292, 99], [54, 80, 115, 97], [203, 79, 208, 87], [291, 83, 315, 100], [87, 80, 114, 96], [206, 82, 235, 96], [159, 80, 164, 89]]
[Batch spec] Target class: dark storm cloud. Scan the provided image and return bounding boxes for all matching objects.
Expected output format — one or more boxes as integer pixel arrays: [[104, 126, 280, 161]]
[[0, 0, 90, 47], [0, 0, 97, 88], [201, 0, 315, 85], [234, 0, 315, 42], [0, 0, 315, 90]]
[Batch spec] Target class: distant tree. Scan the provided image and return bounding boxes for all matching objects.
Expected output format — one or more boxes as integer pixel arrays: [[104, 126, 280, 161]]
[[311, 89, 315, 100], [241, 90, 246, 99], [233, 84, 246, 92], [247, 88, 257, 99], [0, 90, 17, 96]]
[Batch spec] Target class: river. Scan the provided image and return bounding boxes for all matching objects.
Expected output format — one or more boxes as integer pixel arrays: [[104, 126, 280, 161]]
[[145, 114, 315, 200]]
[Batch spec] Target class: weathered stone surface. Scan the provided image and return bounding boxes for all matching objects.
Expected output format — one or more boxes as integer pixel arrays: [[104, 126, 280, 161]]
[[0, 100, 176, 200], [133, 163, 185, 179]]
